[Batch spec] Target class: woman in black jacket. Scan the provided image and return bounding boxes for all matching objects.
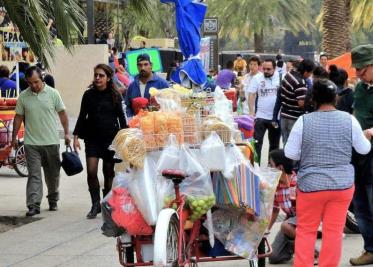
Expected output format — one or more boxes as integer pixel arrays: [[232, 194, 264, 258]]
[[73, 64, 127, 219], [329, 64, 354, 114]]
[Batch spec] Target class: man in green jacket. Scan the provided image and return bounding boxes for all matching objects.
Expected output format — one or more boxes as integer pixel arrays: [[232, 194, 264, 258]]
[[350, 44, 373, 266]]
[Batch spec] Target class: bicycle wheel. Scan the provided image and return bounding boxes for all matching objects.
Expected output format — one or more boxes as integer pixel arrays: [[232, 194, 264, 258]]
[[154, 208, 183, 267], [13, 144, 28, 177]]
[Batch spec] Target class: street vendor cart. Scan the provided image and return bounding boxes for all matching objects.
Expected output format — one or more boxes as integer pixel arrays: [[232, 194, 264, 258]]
[[101, 86, 281, 267]]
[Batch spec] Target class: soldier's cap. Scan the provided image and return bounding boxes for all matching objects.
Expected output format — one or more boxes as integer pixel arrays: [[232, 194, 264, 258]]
[[351, 44, 373, 69], [137, 53, 151, 64]]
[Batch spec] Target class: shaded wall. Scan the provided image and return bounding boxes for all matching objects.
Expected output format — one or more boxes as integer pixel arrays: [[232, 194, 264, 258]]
[[49, 45, 108, 118]]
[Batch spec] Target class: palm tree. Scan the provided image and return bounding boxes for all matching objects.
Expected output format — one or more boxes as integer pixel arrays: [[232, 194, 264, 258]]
[[321, 0, 373, 58], [207, 0, 313, 52], [1, 0, 85, 67], [321, 0, 347, 58], [1, 0, 153, 66]]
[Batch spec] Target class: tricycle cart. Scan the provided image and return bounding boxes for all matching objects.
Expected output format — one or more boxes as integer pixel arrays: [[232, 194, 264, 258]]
[[0, 99, 27, 177]]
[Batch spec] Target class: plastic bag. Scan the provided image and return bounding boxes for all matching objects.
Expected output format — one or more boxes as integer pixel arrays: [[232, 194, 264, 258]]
[[155, 89, 184, 112], [127, 156, 159, 225], [101, 201, 125, 237], [157, 134, 180, 172], [154, 111, 168, 147], [156, 175, 177, 212], [112, 128, 146, 168], [213, 87, 234, 127], [181, 172, 216, 222], [206, 210, 215, 248], [108, 187, 153, 235], [211, 166, 281, 260], [213, 164, 261, 215], [101, 171, 132, 238], [222, 144, 246, 179], [200, 132, 225, 171], [210, 207, 241, 243], [179, 145, 205, 176]]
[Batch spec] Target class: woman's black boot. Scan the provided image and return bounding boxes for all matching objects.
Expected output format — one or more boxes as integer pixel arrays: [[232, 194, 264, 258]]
[[87, 188, 101, 219]]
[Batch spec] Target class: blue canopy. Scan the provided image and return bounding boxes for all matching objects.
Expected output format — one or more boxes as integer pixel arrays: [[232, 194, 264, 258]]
[[161, 0, 207, 87]]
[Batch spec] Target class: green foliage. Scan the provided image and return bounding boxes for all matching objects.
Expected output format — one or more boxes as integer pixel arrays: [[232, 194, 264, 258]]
[[1, 0, 85, 68], [351, 0, 373, 31], [206, 0, 313, 41]]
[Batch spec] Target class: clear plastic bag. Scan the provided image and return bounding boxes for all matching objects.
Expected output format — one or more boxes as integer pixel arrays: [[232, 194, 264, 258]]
[[211, 166, 281, 260], [154, 89, 184, 113], [181, 172, 216, 222], [200, 132, 226, 171], [179, 145, 206, 176], [156, 175, 176, 212], [222, 144, 246, 179], [206, 210, 215, 248], [127, 156, 159, 225], [157, 134, 180, 172]]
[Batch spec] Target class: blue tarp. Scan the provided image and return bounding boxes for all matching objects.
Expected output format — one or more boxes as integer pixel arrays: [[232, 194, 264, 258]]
[[161, 0, 207, 87]]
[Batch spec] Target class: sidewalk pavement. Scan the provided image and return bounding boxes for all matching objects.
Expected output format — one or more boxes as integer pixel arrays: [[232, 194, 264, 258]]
[[0, 141, 365, 267]]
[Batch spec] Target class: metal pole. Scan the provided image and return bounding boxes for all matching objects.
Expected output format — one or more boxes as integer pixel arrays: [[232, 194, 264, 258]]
[[16, 62, 20, 97], [87, 0, 95, 44]]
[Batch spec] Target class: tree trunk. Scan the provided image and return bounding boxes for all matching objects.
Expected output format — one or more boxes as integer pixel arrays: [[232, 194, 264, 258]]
[[254, 29, 264, 53], [322, 0, 348, 58], [345, 0, 352, 51]]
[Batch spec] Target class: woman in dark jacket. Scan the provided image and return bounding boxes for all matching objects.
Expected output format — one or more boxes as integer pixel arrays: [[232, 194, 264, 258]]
[[329, 64, 354, 114], [73, 64, 127, 219]]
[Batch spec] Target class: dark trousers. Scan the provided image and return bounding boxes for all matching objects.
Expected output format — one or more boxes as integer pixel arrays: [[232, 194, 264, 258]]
[[353, 183, 373, 253], [254, 118, 281, 162]]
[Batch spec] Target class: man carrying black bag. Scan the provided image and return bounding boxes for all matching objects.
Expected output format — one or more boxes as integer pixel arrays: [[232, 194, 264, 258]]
[[12, 66, 70, 217]]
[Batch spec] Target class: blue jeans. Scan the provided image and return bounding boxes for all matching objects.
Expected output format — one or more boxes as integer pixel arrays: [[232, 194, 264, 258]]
[[353, 183, 373, 253]]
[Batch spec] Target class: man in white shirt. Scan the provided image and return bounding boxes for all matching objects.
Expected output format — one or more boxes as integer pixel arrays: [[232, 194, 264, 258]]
[[248, 58, 281, 162], [241, 56, 262, 115]]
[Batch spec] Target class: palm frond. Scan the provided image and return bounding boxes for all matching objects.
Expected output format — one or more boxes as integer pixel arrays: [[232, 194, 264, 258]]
[[1, 0, 85, 68]]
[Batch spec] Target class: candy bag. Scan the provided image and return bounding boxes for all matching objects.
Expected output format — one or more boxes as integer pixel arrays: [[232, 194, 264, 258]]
[[200, 131, 225, 171], [222, 144, 246, 179]]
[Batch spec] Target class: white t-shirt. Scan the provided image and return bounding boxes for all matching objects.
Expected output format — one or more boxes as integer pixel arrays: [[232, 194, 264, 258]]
[[285, 114, 371, 160], [242, 72, 261, 115], [139, 81, 146, 98], [248, 72, 280, 120]]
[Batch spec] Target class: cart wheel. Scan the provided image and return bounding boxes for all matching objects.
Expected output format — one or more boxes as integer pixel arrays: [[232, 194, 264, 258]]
[[154, 208, 184, 267], [13, 144, 28, 177]]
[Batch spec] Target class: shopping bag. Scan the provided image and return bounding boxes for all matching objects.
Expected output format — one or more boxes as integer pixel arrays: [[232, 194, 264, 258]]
[[61, 146, 83, 176]]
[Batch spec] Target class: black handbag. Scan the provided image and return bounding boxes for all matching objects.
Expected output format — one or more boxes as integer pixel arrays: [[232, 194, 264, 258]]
[[61, 146, 83, 176]]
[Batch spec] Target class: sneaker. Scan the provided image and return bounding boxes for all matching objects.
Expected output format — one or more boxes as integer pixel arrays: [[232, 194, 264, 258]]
[[350, 251, 373, 266], [49, 202, 58, 211], [26, 206, 40, 217]]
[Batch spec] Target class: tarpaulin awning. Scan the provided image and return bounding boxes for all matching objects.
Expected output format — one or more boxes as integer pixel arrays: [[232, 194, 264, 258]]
[[328, 52, 357, 79]]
